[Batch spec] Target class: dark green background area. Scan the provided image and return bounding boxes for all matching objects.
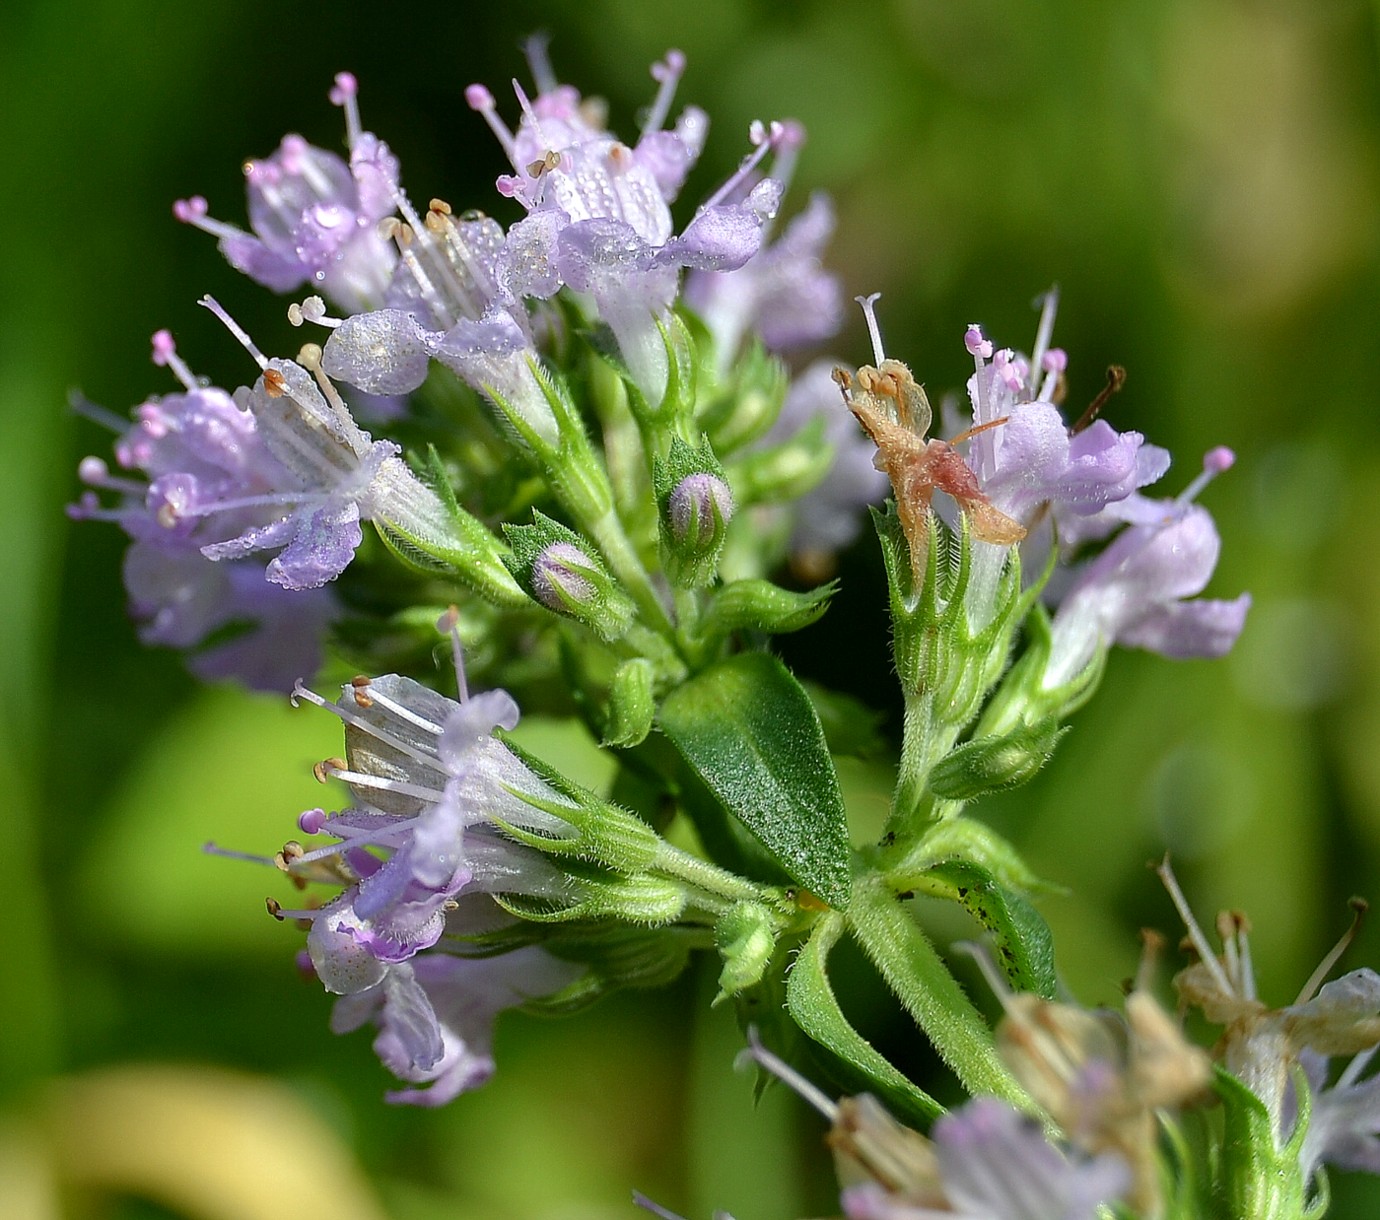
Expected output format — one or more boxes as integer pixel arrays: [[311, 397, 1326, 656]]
[[5, 1, 1380, 1216]]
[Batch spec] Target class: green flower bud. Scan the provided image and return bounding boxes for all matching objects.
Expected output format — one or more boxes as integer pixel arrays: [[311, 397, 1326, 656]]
[[602, 657, 657, 748], [715, 901, 779, 1000], [701, 579, 835, 640], [928, 720, 1067, 801]]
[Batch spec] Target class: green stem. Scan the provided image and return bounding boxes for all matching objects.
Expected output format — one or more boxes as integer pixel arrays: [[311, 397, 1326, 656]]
[[652, 841, 774, 907], [847, 873, 1030, 1109]]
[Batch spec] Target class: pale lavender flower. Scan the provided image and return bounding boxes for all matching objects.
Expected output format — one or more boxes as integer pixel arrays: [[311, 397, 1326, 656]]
[[329, 942, 581, 1107], [1163, 859, 1380, 1194], [71, 332, 336, 690], [281, 671, 579, 992], [466, 47, 785, 400], [194, 297, 458, 589], [175, 74, 397, 313], [1044, 448, 1250, 687], [840, 1099, 1130, 1220], [684, 187, 843, 368]]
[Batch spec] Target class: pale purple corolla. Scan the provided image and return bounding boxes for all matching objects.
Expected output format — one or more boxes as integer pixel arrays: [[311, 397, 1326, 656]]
[[1043, 447, 1250, 688], [738, 1028, 1128, 1220], [465, 45, 785, 401], [1298, 1046, 1380, 1183], [71, 330, 336, 691], [685, 187, 843, 369], [175, 74, 398, 313], [840, 1099, 1130, 1220], [189, 297, 457, 589], [329, 943, 581, 1107]]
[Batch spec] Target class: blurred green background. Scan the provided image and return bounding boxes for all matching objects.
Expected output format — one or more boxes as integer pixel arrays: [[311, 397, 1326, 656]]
[[4, 0, 1380, 1216]]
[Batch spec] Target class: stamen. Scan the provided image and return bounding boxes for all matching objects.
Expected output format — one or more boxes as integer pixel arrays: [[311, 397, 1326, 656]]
[[1037, 348, 1067, 403], [954, 939, 1014, 1002], [697, 120, 783, 212], [352, 681, 447, 737], [172, 195, 249, 244], [437, 606, 469, 701], [291, 680, 445, 773], [1136, 928, 1166, 995], [736, 1026, 838, 1122], [327, 71, 362, 151], [1029, 286, 1060, 383], [1156, 856, 1235, 997], [77, 457, 144, 496], [1294, 898, 1368, 1006], [642, 49, 687, 136], [202, 841, 276, 866], [855, 293, 886, 366], [288, 296, 341, 329], [1070, 365, 1126, 435], [465, 84, 517, 161], [630, 1192, 684, 1220], [1176, 446, 1235, 507], [69, 389, 130, 433], [1216, 911, 1243, 992], [963, 324, 994, 361], [198, 296, 269, 370], [150, 329, 199, 391], [522, 31, 558, 96]]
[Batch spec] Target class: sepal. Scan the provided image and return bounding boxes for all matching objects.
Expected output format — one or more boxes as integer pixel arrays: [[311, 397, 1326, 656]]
[[602, 657, 657, 748], [927, 718, 1067, 802], [714, 901, 779, 1000]]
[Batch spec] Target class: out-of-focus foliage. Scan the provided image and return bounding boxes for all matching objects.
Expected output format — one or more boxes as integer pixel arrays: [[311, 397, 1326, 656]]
[[4, 0, 1379, 1216]]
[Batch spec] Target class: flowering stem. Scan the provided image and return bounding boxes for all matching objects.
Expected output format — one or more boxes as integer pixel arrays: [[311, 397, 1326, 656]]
[[652, 841, 778, 908], [847, 873, 1030, 1109], [888, 693, 962, 842]]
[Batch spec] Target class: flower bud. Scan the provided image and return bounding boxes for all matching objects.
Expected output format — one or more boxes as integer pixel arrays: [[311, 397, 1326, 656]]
[[602, 657, 657, 748], [928, 719, 1066, 801], [655, 436, 734, 587], [503, 511, 635, 640], [715, 901, 778, 999]]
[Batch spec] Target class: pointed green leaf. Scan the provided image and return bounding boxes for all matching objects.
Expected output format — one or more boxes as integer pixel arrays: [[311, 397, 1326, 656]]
[[786, 914, 942, 1123], [659, 652, 851, 908], [912, 859, 1057, 999]]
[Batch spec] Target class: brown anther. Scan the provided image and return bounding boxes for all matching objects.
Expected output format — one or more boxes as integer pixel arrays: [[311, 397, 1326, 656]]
[[281, 840, 305, 862], [262, 368, 287, 398], [377, 216, 401, 240], [438, 604, 460, 632], [443, 899, 459, 911], [831, 366, 853, 394], [266, 897, 284, 920], [1351, 897, 1370, 916], [607, 144, 630, 169], [429, 198, 452, 216], [525, 150, 561, 177], [1070, 364, 1126, 435], [313, 756, 346, 784], [156, 504, 178, 529], [351, 674, 372, 688]]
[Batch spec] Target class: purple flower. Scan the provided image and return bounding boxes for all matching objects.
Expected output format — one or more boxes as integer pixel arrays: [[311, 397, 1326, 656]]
[[466, 48, 786, 400], [71, 332, 336, 691], [685, 189, 844, 367], [283, 672, 579, 992], [1163, 858, 1380, 1193], [840, 1099, 1130, 1220], [1044, 449, 1250, 687], [174, 74, 397, 313], [329, 944, 581, 1107], [191, 298, 457, 590]]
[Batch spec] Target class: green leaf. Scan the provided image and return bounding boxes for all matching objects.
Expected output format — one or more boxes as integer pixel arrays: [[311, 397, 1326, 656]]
[[786, 914, 942, 1123], [848, 876, 1029, 1107], [659, 652, 851, 908], [910, 859, 1057, 999]]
